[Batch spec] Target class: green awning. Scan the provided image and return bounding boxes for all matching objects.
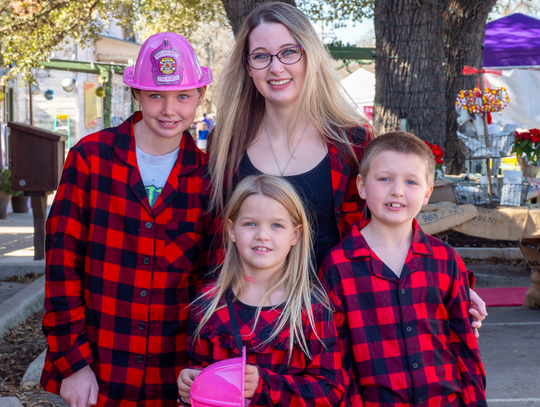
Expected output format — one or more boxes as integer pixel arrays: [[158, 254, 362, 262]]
[[40, 59, 126, 78], [327, 46, 375, 60]]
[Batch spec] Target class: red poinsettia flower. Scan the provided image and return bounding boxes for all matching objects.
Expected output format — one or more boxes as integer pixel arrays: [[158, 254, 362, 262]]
[[423, 141, 445, 175], [513, 129, 540, 165]]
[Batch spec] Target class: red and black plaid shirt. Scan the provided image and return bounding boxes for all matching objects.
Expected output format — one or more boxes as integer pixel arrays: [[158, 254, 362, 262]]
[[319, 219, 487, 407], [185, 286, 344, 406], [41, 112, 216, 407]]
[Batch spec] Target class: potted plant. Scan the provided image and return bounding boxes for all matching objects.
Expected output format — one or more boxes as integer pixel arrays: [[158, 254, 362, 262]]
[[11, 190, 29, 213], [512, 129, 540, 178], [0, 168, 13, 219]]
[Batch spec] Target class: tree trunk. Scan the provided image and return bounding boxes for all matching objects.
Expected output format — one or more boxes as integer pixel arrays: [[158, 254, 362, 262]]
[[443, 0, 498, 174], [221, 0, 296, 36], [373, 1, 446, 146]]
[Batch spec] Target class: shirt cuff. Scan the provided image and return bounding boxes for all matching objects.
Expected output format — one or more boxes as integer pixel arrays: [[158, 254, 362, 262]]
[[52, 340, 95, 379]]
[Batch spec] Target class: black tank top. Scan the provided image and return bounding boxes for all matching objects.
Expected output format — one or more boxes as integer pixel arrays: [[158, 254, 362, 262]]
[[238, 153, 340, 270]]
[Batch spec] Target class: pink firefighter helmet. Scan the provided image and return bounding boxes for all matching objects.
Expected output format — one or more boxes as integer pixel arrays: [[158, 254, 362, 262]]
[[190, 347, 246, 407], [123, 32, 212, 91]]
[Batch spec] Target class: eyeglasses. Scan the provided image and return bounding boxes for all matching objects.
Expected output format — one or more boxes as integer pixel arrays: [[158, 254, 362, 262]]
[[245, 46, 304, 70]]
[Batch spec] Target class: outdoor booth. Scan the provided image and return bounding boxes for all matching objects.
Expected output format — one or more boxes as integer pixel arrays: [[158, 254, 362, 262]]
[[422, 13, 540, 308], [482, 13, 540, 130]]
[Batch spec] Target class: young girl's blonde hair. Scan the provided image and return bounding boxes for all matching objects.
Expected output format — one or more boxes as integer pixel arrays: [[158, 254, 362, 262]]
[[208, 2, 372, 212], [194, 175, 330, 360]]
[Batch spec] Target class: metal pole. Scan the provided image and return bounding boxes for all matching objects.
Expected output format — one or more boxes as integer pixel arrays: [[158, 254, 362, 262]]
[[479, 73, 493, 205], [28, 83, 33, 126]]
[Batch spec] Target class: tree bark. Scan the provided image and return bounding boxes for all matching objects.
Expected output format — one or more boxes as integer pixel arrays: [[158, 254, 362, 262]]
[[443, 0, 498, 173], [373, 1, 446, 146], [221, 0, 296, 36]]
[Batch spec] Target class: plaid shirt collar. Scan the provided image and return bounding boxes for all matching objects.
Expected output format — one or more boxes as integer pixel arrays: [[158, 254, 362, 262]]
[[113, 112, 205, 216], [343, 219, 433, 280], [113, 111, 203, 174]]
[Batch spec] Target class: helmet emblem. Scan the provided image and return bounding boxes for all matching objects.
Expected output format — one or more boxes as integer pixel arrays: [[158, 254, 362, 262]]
[[151, 38, 183, 85], [159, 57, 176, 75]]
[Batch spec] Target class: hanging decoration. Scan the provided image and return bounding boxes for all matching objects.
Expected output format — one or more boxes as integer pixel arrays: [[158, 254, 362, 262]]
[[44, 89, 55, 100], [61, 78, 78, 92], [95, 86, 105, 98], [30, 84, 40, 95], [455, 87, 510, 114]]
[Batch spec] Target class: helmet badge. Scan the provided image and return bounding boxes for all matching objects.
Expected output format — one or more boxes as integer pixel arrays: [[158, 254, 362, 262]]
[[151, 37, 183, 86]]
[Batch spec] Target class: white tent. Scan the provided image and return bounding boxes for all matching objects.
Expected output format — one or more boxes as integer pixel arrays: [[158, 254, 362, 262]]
[[482, 14, 540, 129], [485, 69, 540, 129], [340, 67, 375, 107]]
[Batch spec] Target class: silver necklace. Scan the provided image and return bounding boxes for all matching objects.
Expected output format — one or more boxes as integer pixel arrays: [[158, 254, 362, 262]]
[[263, 120, 309, 177]]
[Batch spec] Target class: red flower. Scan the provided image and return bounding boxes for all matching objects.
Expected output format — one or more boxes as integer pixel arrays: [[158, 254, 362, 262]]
[[423, 140, 445, 170], [432, 146, 444, 158], [513, 128, 540, 166]]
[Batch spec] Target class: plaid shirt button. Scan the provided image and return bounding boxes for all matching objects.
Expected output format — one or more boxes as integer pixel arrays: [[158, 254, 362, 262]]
[[138, 322, 146, 330], [418, 398, 424, 404], [400, 288, 406, 294], [140, 290, 148, 298], [143, 257, 150, 265], [145, 222, 153, 229], [406, 325, 413, 333], [412, 362, 419, 369], [136, 355, 143, 363]]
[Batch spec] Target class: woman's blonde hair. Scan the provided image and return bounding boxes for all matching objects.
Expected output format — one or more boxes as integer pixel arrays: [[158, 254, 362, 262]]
[[209, 2, 371, 212], [194, 175, 330, 360]]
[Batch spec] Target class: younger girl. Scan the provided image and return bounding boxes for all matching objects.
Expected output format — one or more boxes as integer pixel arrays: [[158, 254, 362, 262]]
[[178, 175, 344, 406]]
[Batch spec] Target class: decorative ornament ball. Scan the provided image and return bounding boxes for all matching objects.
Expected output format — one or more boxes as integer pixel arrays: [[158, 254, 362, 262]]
[[95, 86, 105, 98], [44, 89, 55, 100], [30, 84, 40, 95], [61, 78, 78, 92]]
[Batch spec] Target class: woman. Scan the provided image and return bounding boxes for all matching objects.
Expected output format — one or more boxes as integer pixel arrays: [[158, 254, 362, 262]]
[[209, 2, 371, 270], [208, 2, 486, 326]]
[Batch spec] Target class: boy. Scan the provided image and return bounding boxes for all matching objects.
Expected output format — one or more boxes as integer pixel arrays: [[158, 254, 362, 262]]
[[41, 33, 216, 407], [319, 132, 487, 407]]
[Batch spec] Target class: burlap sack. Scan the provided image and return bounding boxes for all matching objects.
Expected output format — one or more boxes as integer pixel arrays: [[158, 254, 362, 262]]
[[417, 202, 478, 235], [530, 270, 540, 290], [454, 206, 529, 241], [523, 207, 540, 239], [428, 180, 456, 204], [523, 286, 540, 309], [519, 239, 540, 272]]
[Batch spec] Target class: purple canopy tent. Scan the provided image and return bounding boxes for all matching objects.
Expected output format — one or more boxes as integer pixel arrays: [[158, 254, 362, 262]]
[[483, 13, 540, 68], [480, 13, 540, 129]]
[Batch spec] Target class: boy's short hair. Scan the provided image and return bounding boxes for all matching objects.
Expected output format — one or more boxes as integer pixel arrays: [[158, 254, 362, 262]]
[[360, 131, 436, 185]]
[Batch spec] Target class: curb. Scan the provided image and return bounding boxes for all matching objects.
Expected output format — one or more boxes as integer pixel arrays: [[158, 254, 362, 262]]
[[455, 247, 523, 260], [0, 276, 44, 340], [0, 258, 45, 280], [0, 398, 23, 407]]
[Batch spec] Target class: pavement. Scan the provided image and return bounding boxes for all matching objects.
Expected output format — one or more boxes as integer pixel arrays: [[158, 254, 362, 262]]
[[0, 201, 538, 405], [0, 199, 51, 339]]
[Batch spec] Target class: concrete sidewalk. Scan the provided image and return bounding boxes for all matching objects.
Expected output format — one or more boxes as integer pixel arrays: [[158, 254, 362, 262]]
[[0, 196, 53, 279], [0, 198, 52, 339]]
